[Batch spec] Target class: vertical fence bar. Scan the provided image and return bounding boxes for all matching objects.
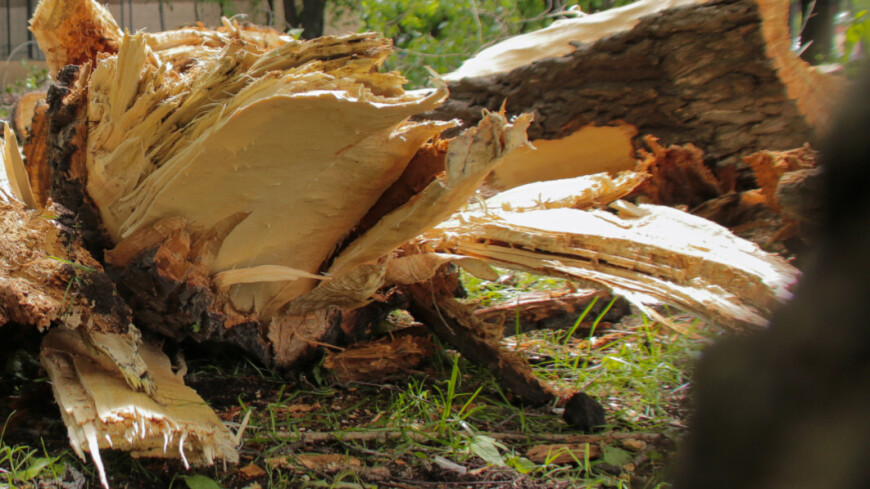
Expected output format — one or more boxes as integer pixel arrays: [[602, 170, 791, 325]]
[[158, 0, 165, 30], [25, 0, 34, 58], [6, 0, 12, 57], [128, 0, 133, 31], [120, 0, 125, 32], [194, 0, 200, 22]]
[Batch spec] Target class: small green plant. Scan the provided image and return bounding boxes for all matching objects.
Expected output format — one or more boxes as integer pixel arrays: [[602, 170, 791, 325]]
[[47, 255, 96, 317], [3, 61, 49, 95], [434, 354, 484, 433], [1, 415, 65, 486], [843, 9, 870, 73], [460, 268, 568, 306]]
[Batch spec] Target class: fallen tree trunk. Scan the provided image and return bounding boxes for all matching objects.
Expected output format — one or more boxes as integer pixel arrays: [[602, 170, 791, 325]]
[[426, 0, 845, 190]]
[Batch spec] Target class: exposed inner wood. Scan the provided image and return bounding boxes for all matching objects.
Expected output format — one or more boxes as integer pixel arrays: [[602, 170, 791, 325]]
[[1, 124, 39, 209], [486, 122, 639, 190], [41, 328, 239, 489], [29, 0, 122, 75], [0, 199, 128, 333], [323, 333, 434, 383], [411, 174, 799, 330]]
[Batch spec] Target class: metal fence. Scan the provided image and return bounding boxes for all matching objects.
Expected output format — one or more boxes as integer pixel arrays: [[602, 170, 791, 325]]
[[1, 0, 275, 60], [2, 0, 43, 60]]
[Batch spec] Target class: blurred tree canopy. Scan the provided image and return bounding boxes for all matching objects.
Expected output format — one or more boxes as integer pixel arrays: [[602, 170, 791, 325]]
[[283, 0, 637, 87]]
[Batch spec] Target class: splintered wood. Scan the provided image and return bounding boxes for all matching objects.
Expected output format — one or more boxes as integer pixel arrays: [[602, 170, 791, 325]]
[[323, 334, 434, 383], [41, 328, 238, 489], [30, 0, 531, 330], [0, 199, 126, 332], [410, 173, 799, 330], [84, 31, 453, 316]]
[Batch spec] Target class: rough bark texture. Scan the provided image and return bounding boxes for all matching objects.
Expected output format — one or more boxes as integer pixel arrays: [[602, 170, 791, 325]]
[[45, 65, 113, 260], [427, 0, 838, 169]]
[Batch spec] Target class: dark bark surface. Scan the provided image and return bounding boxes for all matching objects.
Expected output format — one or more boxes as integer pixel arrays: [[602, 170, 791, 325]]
[[45, 65, 113, 260], [427, 0, 817, 169]]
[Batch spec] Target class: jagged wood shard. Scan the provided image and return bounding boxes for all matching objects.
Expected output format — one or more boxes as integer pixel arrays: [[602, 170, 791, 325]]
[[1, 124, 39, 209], [410, 174, 799, 330], [41, 328, 239, 489]]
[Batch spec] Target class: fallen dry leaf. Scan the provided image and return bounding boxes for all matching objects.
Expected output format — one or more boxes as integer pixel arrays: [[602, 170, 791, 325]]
[[238, 463, 267, 479], [621, 439, 648, 452], [274, 403, 322, 418]]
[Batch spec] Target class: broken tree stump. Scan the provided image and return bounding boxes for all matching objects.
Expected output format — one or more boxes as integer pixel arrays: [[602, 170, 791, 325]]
[[25, 0, 533, 369]]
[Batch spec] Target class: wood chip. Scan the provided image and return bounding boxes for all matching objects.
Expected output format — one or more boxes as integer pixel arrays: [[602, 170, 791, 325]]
[[527, 443, 602, 465]]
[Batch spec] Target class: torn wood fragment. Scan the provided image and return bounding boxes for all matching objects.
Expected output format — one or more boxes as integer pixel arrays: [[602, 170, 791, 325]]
[[411, 177, 799, 330], [485, 122, 639, 191], [0, 200, 128, 332], [29, 0, 122, 75], [636, 136, 730, 208], [41, 328, 238, 489], [1, 124, 39, 209], [323, 333, 434, 383], [11, 91, 46, 141], [744, 144, 819, 212]]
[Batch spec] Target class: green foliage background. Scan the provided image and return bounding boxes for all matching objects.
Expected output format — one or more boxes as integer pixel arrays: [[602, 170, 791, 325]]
[[333, 0, 637, 87]]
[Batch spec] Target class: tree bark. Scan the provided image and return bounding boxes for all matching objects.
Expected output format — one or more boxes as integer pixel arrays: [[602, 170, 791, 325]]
[[283, 0, 298, 27], [427, 0, 845, 186], [0, 0, 812, 471]]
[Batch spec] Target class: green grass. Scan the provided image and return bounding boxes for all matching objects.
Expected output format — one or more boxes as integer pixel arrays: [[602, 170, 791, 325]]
[[461, 268, 570, 306], [0, 422, 67, 487], [1, 270, 719, 488]]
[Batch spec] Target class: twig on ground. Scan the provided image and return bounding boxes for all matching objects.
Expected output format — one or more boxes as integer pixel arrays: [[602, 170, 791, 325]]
[[266, 430, 662, 445]]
